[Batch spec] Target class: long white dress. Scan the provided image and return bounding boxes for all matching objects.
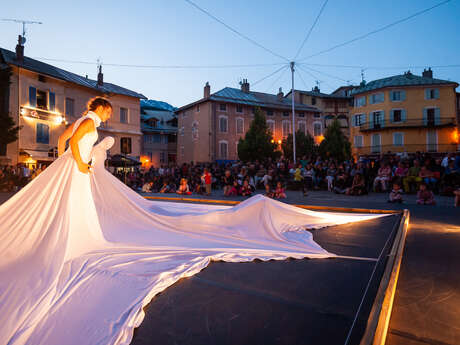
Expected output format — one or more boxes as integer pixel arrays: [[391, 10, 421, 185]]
[[0, 112, 384, 345]]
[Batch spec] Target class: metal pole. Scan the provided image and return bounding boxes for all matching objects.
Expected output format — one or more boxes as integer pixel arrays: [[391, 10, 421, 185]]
[[290, 61, 296, 163]]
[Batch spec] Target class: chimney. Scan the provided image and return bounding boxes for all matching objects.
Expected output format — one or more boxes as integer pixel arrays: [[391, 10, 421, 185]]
[[240, 78, 250, 93], [204, 81, 210, 98], [97, 65, 103, 86], [422, 67, 433, 79], [313, 86, 320, 93], [277, 87, 284, 101], [15, 35, 24, 63]]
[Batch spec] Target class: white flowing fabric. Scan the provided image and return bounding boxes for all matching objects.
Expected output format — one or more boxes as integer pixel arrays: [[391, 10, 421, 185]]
[[0, 112, 386, 345]]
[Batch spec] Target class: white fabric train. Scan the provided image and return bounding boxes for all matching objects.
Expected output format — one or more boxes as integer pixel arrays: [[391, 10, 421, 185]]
[[0, 112, 385, 345]]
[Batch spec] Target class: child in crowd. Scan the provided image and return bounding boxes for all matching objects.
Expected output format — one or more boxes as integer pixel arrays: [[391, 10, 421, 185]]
[[227, 180, 240, 197], [201, 168, 212, 196], [264, 183, 274, 198], [159, 180, 171, 193], [416, 183, 435, 205], [176, 178, 192, 195], [274, 181, 287, 199], [240, 180, 252, 197], [141, 181, 153, 193], [388, 183, 403, 203]]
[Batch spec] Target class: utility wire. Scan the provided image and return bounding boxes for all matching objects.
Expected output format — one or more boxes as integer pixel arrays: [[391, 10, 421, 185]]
[[297, 64, 334, 89], [299, 0, 452, 61], [184, 0, 289, 62], [264, 65, 289, 93], [293, 0, 329, 60], [33, 56, 285, 69], [302, 62, 460, 70], [301, 64, 352, 83], [295, 69, 310, 92], [253, 64, 289, 86]]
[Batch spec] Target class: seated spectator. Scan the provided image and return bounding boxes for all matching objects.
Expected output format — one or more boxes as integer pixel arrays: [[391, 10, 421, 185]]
[[141, 181, 153, 193], [176, 178, 191, 195], [419, 166, 436, 191], [222, 170, 234, 196], [274, 181, 286, 199], [394, 162, 408, 181], [302, 164, 315, 196], [159, 180, 171, 193], [326, 163, 337, 192], [388, 183, 403, 203], [346, 173, 366, 196], [373, 163, 391, 192], [240, 180, 252, 197], [226, 180, 240, 197], [416, 183, 435, 205], [264, 183, 274, 198], [403, 160, 422, 193]]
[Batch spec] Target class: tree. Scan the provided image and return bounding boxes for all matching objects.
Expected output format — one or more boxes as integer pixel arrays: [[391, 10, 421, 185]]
[[237, 107, 280, 162], [319, 119, 351, 161], [281, 130, 316, 160], [0, 67, 20, 156]]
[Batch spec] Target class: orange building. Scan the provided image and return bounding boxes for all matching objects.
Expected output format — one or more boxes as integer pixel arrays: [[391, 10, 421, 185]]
[[350, 69, 459, 156], [176, 80, 321, 164]]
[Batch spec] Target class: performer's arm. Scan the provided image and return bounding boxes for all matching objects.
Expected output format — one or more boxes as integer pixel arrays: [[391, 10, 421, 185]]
[[57, 123, 75, 156], [69, 119, 95, 174]]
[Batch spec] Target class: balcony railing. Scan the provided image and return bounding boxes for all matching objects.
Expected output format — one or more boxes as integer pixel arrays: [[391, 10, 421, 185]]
[[353, 143, 458, 155], [359, 117, 456, 131]]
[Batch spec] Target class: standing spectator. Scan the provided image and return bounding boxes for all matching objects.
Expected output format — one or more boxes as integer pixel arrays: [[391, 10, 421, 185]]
[[201, 168, 212, 196]]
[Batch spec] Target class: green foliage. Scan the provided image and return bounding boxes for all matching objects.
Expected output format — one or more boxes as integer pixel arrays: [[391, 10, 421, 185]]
[[237, 107, 280, 162], [0, 67, 20, 153], [319, 119, 351, 161], [281, 130, 316, 159]]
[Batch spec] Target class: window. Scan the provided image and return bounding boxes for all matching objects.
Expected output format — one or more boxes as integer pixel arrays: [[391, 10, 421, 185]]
[[120, 137, 132, 154], [355, 96, 366, 107], [393, 132, 404, 146], [392, 109, 402, 122], [120, 108, 128, 123], [267, 120, 275, 134], [298, 112, 305, 118], [36, 90, 47, 110], [163, 135, 169, 144], [36, 123, 49, 144], [425, 88, 439, 100], [143, 135, 150, 144], [298, 121, 306, 134], [353, 114, 366, 127], [283, 111, 289, 117], [371, 134, 381, 153], [219, 116, 228, 133], [371, 111, 384, 128], [196, 104, 200, 112], [236, 104, 243, 113], [192, 121, 199, 140], [236, 118, 244, 134], [219, 103, 227, 111], [314, 113, 321, 118], [153, 134, 161, 143], [424, 108, 440, 126], [219, 141, 228, 159], [180, 146, 184, 156], [311, 97, 316, 105], [354, 135, 363, 148], [313, 122, 322, 136], [65, 98, 75, 117], [337, 115, 348, 128], [266, 109, 274, 116], [369, 92, 384, 104], [390, 90, 405, 102], [160, 152, 165, 163], [282, 121, 291, 137]]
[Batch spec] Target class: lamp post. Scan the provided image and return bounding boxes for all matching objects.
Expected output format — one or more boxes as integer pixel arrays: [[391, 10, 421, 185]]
[[290, 61, 296, 164]]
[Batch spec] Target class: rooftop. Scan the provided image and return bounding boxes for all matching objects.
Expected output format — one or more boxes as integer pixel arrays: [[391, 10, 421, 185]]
[[351, 71, 458, 95], [0, 47, 146, 99]]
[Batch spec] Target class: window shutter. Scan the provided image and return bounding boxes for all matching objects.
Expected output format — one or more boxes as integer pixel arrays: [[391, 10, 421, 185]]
[[380, 92, 384, 102], [389, 91, 394, 101], [369, 112, 374, 129], [434, 88, 440, 99], [49, 92, 55, 111], [29, 86, 36, 107], [423, 109, 428, 125], [401, 90, 406, 101], [368, 95, 373, 105], [401, 109, 407, 122], [424, 89, 430, 100], [380, 110, 385, 128], [434, 108, 441, 125], [390, 110, 394, 123], [361, 113, 366, 125]]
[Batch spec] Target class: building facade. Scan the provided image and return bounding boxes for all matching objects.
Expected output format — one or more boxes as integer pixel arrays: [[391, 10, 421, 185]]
[[176, 80, 321, 164], [0, 42, 145, 168], [285, 85, 353, 140], [350, 69, 459, 156], [140, 99, 177, 168]]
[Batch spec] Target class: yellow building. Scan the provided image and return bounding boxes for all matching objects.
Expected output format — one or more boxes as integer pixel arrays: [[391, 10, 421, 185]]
[[350, 69, 459, 156], [0, 41, 146, 168]]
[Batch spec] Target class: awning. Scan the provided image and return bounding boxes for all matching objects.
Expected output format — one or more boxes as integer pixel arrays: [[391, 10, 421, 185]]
[[108, 154, 141, 167], [23, 150, 54, 161]]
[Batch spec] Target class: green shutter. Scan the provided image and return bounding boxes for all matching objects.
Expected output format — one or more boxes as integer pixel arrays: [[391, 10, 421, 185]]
[[434, 108, 441, 125], [29, 86, 36, 107], [401, 90, 406, 101], [390, 110, 394, 123], [434, 89, 440, 99], [381, 111, 385, 128], [424, 89, 430, 100], [369, 112, 374, 129], [423, 109, 428, 125]]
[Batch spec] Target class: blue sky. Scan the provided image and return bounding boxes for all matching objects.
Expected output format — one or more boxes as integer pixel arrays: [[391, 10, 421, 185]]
[[1, 0, 459, 107]]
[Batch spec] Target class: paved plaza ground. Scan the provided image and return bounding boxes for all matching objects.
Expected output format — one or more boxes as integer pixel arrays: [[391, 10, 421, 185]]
[[1, 190, 458, 344]]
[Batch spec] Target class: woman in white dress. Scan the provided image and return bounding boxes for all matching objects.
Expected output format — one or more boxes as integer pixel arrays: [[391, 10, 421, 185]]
[[0, 97, 383, 345]]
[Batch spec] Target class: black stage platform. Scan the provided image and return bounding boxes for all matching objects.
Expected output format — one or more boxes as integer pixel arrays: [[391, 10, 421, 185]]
[[131, 214, 401, 345]]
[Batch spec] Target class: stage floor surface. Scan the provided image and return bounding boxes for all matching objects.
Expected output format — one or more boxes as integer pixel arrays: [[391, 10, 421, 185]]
[[131, 212, 401, 345]]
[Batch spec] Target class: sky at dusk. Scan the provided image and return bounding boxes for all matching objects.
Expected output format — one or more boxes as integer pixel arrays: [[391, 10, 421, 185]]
[[1, 0, 459, 107]]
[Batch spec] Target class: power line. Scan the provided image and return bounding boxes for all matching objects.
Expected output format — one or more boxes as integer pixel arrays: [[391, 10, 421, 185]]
[[301, 64, 352, 83], [32, 57, 285, 69], [299, 0, 452, 61], [297, 64, 335, 89], [183, 0, 289, 62], [253, 64, 289, 86], [295, 69, 310, 91], [302, 62, 460, 70], [293, 0, 329, 60], [264, 65, 289, 93]]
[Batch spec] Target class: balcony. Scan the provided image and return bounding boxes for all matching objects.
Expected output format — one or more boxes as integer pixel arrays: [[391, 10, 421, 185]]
[[359, 117, 456, 132]]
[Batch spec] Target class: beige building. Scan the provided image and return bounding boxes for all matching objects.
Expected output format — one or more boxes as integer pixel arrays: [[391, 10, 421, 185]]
[[176, 80, 321, 164], [0, 40, 146, 168]]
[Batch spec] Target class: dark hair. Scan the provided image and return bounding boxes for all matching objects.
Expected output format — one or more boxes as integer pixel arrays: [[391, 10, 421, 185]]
[[83, 97, 112, 116]]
